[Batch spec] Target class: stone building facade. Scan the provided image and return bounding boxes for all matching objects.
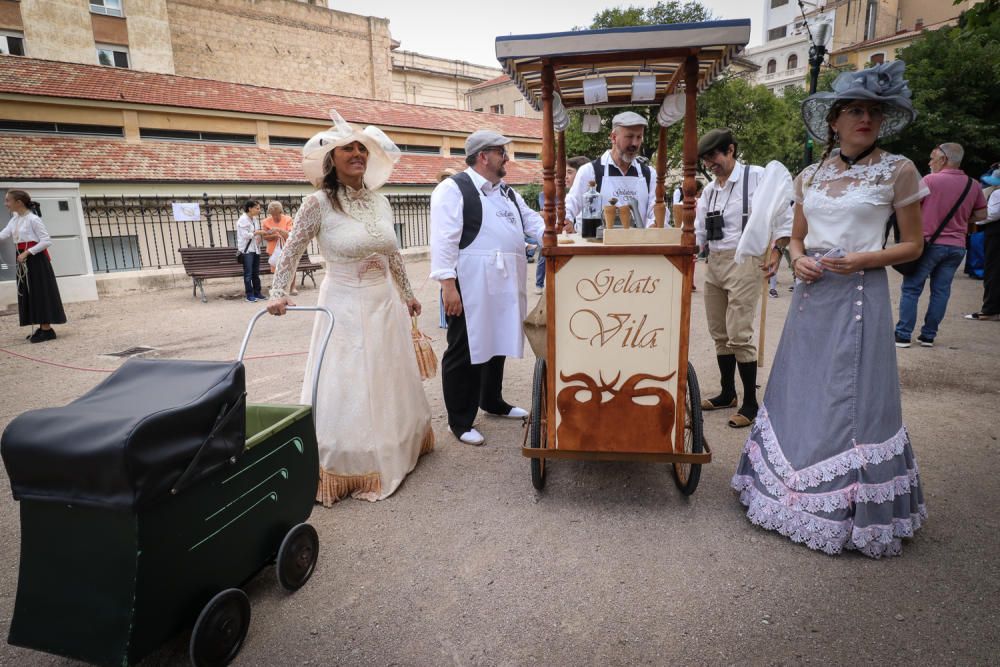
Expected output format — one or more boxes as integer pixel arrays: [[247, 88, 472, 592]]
[[167, 0, 393, 99], [391, 50, 499, 109], [466, 75, 543, 119], [0, 0, 396, 99], [0, 0, 175, 73]]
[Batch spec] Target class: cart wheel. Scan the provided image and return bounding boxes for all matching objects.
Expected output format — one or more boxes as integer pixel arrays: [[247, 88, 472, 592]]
[[189, 588, 251, 667], [277, 523, 319, 592], [529, 357, 547, 490], [673, 362, 704, 496]]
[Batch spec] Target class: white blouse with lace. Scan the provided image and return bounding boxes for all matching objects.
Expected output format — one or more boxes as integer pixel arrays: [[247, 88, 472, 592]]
[[269, 186, 414, 301], [794, 149, 929, 253]]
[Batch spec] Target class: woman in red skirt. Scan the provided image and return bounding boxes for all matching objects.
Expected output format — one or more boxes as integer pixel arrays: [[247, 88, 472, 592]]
[[2, 190, 66, 342]]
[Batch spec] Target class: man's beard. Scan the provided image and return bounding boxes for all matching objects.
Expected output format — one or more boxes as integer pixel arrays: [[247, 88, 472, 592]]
[[497, 165, 507, 178]]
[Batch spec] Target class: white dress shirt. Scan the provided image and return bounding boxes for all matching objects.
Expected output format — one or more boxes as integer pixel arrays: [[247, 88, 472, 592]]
[[430, 168, 545, 281], [0, 213, 52, 253], [695, 162, 792, 250], [565, 150, 657, 227], [235, 213, 261, 252], [985, 188, 1000, 223]]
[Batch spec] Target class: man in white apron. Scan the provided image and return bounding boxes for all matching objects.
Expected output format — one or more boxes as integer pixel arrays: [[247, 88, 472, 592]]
[[695, 128, 792, 429], [564, 111, 658, 229], [430, 130, 546, 445]]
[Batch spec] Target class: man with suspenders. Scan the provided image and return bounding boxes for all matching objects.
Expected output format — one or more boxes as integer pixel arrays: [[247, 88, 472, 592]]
[[430, 130, 546, 446], [564, 111, 658, 229], [695, 128, 792, 428]]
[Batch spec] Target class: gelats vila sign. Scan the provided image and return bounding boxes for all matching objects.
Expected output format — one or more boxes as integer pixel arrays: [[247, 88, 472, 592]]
[[553, 255, 682, 451]]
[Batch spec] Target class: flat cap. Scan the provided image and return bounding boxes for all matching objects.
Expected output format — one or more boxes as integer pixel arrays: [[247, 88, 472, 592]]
[[612, 111, 648, 128], [698, 128, 735, 157], [465, 129, 512, 157]]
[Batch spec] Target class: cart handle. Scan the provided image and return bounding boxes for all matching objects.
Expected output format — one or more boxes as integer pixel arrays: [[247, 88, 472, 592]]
[[237, 306, 335, 427]]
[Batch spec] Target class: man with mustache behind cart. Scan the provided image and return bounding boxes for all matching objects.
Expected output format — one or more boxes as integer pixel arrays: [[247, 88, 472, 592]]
[[564, 111, 658, 230]]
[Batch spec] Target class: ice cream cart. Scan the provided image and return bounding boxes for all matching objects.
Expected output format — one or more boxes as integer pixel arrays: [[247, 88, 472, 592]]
[[496, 20, 751, 494]]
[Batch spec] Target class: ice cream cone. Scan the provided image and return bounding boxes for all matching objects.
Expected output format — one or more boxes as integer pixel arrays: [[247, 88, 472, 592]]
[[619, 205, 632, 229]]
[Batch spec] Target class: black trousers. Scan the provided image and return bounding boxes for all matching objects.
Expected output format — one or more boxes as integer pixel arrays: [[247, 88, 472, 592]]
[[982, 224, 1000, 315], [442, 306, 512, 436]]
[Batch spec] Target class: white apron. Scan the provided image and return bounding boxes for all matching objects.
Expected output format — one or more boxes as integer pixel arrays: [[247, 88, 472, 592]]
[[457, 189, 528, 364], [599, 164, 651, 227]]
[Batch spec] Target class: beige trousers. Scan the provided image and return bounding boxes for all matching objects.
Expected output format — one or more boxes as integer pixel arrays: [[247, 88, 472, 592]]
[[704, 249, 761, 363]]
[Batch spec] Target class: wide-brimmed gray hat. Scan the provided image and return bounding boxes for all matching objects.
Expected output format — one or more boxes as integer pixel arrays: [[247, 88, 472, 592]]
[[612, 111, 648, 128], [465, 130, 511, 157], [801, 60, 916, 143]]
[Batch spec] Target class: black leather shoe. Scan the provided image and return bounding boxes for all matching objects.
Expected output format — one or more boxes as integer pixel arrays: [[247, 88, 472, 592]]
[[29, 328, 56, 343]]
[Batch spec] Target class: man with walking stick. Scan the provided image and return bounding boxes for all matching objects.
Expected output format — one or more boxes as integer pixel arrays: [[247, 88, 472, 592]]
[[695, 128, 792, 428]]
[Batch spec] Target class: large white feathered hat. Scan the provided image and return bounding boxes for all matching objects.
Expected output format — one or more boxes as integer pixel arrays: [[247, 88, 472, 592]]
[[301, 109, 401, 190]]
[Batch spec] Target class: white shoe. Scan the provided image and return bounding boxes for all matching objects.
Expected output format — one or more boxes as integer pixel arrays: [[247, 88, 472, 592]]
[[458, 428, 485, 446], [502, 406, 529, 419], [534, 286, 543, 295]]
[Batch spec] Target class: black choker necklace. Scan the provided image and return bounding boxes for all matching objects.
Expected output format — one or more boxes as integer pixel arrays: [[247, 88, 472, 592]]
[[839, 144, 877, 166]]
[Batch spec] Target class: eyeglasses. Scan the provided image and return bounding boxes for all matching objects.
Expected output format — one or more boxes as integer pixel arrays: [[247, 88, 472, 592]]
[[840, 105, 885, 120], [933, 145, 950, 162], [486, 147, 509, 158]]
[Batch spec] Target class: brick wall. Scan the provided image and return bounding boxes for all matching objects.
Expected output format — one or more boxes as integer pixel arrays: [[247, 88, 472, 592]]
[[166, 0, 393, 99]]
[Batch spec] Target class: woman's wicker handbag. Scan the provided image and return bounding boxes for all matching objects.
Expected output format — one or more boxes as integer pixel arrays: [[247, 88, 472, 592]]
[[411, 317, 438, 380]]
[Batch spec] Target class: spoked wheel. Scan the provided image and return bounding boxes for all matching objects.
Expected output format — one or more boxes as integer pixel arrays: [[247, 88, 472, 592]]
[[276, 523, 319, 592], [189, 588, 251, 667], [673, 362, 704, 495], [529, 357, 548, 490]]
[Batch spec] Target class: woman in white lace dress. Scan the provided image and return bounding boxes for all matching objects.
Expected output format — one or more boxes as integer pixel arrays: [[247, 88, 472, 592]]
[[732, 62, 929, 557], [267, 111, 434, 505]]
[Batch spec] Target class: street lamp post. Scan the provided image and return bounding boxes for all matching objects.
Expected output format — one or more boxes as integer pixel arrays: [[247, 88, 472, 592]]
[[803, 22, 829, 166]]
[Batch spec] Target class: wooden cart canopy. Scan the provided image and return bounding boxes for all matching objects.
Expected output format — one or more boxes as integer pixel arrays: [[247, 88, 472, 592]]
[[495, 20, 751, 112]]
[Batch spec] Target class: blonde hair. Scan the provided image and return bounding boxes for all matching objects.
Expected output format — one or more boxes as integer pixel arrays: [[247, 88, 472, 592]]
[[266, 201, 284, 214]]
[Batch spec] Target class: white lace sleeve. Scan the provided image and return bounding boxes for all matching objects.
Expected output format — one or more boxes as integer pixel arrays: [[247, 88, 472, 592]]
[[270, 194, 323, 298], [379, 195, 414, 301], [387, 250, 414, 301]]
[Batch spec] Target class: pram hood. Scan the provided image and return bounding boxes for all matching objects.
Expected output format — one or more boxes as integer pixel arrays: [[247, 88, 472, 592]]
[[2, 358, 246, 510]]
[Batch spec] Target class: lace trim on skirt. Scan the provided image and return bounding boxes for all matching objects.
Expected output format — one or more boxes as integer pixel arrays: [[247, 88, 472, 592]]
[[739, 440, 921, 513], [755, 405, 909, 491], [732, 483, 927, 558]]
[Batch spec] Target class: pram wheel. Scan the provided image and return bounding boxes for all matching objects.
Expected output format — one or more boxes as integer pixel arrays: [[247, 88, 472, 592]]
[[189, 588, 251, 667], [277, 522, 319, 591]]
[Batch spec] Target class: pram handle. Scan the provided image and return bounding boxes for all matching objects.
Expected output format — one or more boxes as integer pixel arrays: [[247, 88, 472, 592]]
[[237, 306, 335, 427]]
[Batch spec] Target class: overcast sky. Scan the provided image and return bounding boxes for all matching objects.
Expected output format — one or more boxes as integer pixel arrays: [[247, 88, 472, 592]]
[[328, 0, 766, 68]]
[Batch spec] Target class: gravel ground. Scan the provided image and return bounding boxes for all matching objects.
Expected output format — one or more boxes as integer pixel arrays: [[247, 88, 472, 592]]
[[0, 259, 997, 666]]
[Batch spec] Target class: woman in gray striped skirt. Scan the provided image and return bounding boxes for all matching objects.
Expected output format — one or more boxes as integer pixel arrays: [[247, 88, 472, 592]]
[[732, 61, 929, 557]]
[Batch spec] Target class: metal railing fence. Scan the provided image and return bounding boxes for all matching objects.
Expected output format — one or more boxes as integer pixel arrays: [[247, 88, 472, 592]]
[[82, 192, 431, 273]]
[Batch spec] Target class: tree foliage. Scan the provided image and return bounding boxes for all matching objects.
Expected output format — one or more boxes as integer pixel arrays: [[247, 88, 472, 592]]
[[562, 0, 809, 187], [881, 1, 1000, 177], [587, 1, 716, 29]]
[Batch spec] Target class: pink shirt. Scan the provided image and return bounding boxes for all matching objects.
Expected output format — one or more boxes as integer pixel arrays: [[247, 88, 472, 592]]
[[920, 169, 987, 247]]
